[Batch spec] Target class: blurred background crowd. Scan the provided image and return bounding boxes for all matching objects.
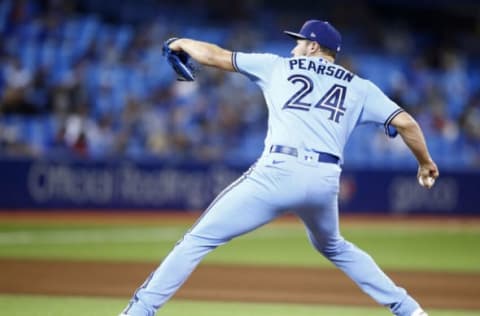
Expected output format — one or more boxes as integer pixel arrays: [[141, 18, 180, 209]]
[[0, 0, 479, 169]]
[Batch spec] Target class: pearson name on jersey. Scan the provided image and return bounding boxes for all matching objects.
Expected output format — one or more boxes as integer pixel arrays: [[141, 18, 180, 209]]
[[289, 58, 354, 82]]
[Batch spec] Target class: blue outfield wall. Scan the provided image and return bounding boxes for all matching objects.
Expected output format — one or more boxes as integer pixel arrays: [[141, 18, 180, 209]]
[[0, 158, 477, 215]]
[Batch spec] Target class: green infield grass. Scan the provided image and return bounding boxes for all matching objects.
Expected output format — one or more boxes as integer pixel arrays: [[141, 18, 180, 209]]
[[0, 219, 479, 271], [0, 295, 478, 316]]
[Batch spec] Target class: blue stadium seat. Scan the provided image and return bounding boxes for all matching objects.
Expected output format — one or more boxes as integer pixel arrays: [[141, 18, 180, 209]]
[[354, 54, 405, 92]]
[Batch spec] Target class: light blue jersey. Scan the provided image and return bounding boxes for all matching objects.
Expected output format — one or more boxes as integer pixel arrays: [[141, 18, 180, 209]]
[[233, 52, 403, 163], [122, 52, 423, 316]]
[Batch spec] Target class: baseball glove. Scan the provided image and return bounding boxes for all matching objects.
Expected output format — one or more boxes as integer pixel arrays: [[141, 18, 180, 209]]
[[162, 38, 196, 81]]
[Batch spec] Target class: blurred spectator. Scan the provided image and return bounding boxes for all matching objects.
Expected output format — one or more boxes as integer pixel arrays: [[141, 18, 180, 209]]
[[459, 92, 480, 165], [1, 56, 36, 114], [0, 121, 38, 157]]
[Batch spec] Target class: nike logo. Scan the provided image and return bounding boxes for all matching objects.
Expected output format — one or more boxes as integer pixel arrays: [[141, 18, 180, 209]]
[[272, 160, 285, 165]]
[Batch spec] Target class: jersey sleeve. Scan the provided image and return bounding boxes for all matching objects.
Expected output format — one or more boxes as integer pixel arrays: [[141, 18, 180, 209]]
[[359, 80, 404, 137], [232, 52, 280, 86]]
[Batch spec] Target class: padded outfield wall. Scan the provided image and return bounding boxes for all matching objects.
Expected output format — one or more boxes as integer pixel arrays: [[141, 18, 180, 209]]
[[0, 158, 476, 215]]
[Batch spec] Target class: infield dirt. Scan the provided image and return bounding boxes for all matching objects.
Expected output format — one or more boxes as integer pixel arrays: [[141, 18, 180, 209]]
[[0, 259, 479, 310]]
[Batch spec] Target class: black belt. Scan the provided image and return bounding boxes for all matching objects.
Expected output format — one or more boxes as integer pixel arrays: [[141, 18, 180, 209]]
[[270, 145, 339, 164]]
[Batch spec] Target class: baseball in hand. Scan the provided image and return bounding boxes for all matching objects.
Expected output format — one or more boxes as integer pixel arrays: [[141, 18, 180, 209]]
[[418, 176, 435, 187]]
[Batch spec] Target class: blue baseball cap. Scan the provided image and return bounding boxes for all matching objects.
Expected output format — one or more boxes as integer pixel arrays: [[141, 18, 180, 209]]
[[284, 20, 342, 52]]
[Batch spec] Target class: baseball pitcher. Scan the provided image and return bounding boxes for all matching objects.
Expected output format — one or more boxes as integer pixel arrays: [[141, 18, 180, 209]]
[[121, 20, 438, 316]]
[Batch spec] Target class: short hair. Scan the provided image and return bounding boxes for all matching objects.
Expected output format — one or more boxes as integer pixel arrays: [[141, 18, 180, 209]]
[[319, 45, 337, 59], [309, 40, 337, 60]]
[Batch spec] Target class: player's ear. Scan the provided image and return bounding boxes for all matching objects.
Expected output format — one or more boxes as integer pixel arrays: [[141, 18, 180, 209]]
[[308, 41, 320, 54]]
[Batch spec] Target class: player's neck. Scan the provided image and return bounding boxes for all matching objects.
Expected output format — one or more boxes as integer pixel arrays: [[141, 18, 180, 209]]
[[308, 52, 335, 63], [319, 53, 335, 63]]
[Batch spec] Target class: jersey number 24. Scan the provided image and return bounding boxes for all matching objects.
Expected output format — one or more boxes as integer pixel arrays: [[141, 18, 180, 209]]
[[283, 74, 347, 123]]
